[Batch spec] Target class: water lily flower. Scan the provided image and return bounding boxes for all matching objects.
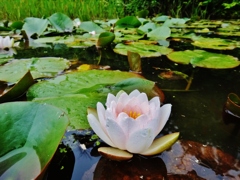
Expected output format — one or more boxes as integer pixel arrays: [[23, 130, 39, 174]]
[[89, 31, 96, 35], [0, 36, 14, 49], [87, 89, 172, 154]]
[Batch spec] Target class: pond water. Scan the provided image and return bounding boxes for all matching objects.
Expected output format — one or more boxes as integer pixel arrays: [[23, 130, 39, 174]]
[[3, 39, 240, 179]]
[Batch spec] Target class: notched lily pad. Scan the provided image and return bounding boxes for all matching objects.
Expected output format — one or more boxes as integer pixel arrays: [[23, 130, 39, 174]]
[[167, 50, 239, 69], [0, 57, 70, 83], [27, 70, 164, 129]]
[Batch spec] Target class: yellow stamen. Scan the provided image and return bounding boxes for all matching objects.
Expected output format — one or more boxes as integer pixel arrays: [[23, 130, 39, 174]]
[[129, 111, 141, 119]]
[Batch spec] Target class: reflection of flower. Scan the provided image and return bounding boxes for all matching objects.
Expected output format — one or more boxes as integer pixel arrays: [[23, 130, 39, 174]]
[[87, 89, 172, 154], [0, 36, 14, 49]]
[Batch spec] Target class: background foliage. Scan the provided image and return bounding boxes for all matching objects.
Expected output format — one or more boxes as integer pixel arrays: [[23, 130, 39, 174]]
[[0, 0, 239, 21]]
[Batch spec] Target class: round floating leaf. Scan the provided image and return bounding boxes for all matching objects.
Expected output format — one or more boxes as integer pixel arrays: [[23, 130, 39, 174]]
[[0, 101, 68, 180], [147, 26, 171, 40], [138, 22, 157, 33], [27, 70, 164, 129], [167, 50, 239, 69], [97, 32, 115, 47], [79, 21, 105, 34], [115, 16, 141, 28], [114, 42, 173, 58], [191, 37, 238, 50], [48, 12, 73, 32], [0, 57, 70, 83], [22, 17, 48, 37]]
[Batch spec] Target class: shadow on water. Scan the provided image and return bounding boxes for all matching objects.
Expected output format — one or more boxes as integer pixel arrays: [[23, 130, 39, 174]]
[[7, 41, 240, 179]]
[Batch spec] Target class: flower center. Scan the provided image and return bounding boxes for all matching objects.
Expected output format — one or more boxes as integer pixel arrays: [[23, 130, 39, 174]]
[[128, 111, 141, 119]]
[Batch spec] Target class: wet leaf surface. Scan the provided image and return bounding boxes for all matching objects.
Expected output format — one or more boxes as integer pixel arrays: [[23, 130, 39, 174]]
[[0, 101, 68, 180], [0, 57, 70, 83]]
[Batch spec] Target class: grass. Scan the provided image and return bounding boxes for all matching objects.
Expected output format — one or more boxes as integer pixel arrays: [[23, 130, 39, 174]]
[[0, 0, 124, 21]]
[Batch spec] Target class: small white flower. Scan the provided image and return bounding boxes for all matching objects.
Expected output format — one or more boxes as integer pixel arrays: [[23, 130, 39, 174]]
[[87, 89, 172, 154], [0, 36, 15, 49], [89, 31, 96, 35]]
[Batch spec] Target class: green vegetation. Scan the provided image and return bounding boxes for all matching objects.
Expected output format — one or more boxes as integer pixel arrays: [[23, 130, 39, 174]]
[[1, 0, 240, 21], [0, 0, 124, 21]]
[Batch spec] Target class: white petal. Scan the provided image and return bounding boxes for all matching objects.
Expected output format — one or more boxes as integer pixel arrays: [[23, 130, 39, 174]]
[[149, 97, 160, 109], [155, 104, 172, 135], [126, 128, 155, 153], [129, 89, 141, 98], [97, 102, 106, 127], [87, 114, 115, 147], [105, 118, 127, 150], [106, 93, 116, 107]]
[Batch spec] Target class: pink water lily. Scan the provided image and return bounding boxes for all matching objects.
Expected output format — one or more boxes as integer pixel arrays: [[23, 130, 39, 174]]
[[0, 36, 14, 49], [87, 89, 172, 154]]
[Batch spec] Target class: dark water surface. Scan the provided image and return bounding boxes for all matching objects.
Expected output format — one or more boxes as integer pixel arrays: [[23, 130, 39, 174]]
[[13, 42, 240, 179]]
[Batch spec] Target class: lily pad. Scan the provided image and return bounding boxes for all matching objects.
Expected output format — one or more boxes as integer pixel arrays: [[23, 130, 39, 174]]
[[79, 21, 105, 34], [0, 71, 34, 103], [0, 57, 70, 83], [167, 50, 239, 69], [22, 17, 48, 38], [27, 70, 164, 129], [191, 37, 239, 50], [97, 32, 115, 47], [147, 26, 171, 40], [115, 16, 141, 28], [0, 101, 68, 180], [114, 42, 173, 58], [48, 12, 73, 33]]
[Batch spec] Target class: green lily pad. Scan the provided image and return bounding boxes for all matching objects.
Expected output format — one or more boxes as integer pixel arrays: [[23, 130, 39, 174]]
[[191, 37, 239, 50], [0, 57, 70, 83], [0, 101, 68, 180], [97, 32, 115, 47], [34, 35, 75, 44], [114, 42, 173, 58], [0, 71, 34, 103], [27, 70, 164, 129], [147, 26, 171, 40], [138, 22, 157, 33], [22, 17, 48, 37], [115, 16, 141, 28], [79, 21, 105, 34], [48, 12, 73, 33], [167, 50, 239, 69]]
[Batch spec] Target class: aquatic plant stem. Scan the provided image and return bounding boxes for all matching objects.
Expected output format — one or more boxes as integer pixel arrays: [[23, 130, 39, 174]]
[[185, 69, 194, 91]]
